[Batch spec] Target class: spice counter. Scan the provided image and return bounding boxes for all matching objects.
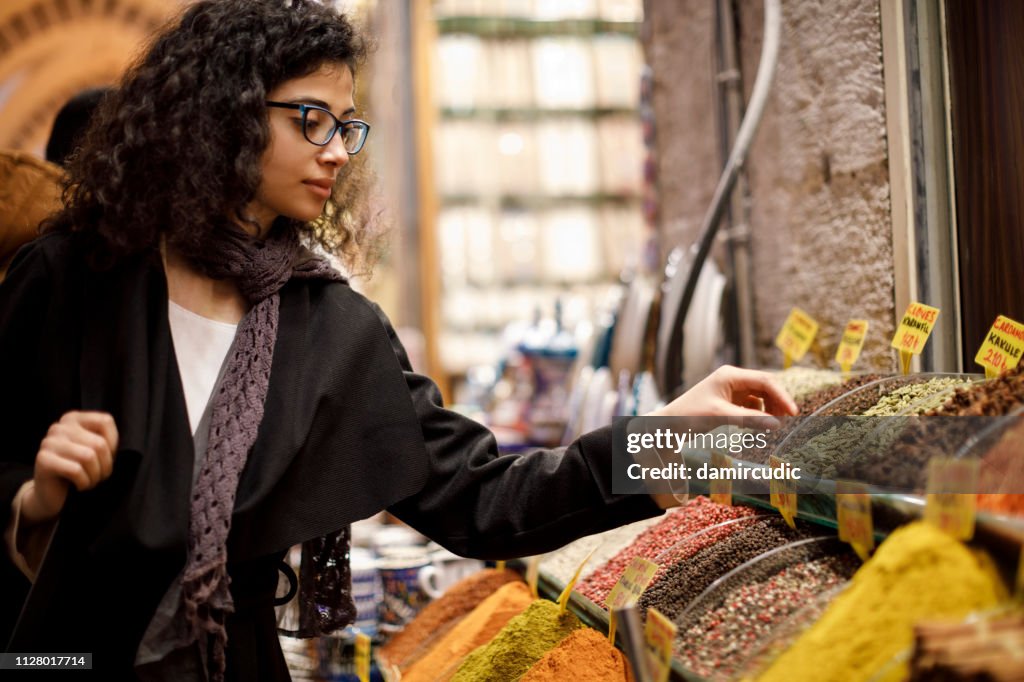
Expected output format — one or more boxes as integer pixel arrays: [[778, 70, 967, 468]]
[[368, 366, 1024, 681], [532, 366, 1024, 681]]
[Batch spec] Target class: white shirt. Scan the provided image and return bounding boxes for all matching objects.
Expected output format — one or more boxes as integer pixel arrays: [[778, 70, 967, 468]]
[[167, 300, 238, 434]]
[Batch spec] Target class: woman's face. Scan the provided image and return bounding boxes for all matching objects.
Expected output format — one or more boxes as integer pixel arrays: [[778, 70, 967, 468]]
[[247, 62, 356, 233]]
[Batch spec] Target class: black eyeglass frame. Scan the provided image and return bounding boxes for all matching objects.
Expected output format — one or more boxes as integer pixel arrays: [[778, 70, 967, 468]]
[[265, 100, 370, 154]]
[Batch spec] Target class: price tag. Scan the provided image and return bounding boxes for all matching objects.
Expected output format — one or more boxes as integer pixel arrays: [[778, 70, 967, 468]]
[[924, 457, 978, 541], [891, 302, 940, 374], [836, 481, 874, 561], [526, 556, 541, 599], [835, 319, 869, 375], [709, 452, 733, 506], [769, 456, 797, 529], [604, 557, 657, 644], [557, 547, 598, 613], [644, 607, 677, 682], [605, 557, 659, 611], [355, 632, 371, 682], [775, 307, 819, 367], [495, 560, 506, 571], [975, 315, 1024, 378]]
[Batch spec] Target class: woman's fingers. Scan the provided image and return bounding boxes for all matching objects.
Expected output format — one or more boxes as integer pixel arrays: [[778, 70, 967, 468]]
[[36, 411, 120, 495], [718, 367, 798, 416]]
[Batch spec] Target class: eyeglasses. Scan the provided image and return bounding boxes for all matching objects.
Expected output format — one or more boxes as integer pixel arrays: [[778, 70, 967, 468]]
[[265, 101, 370, 154]]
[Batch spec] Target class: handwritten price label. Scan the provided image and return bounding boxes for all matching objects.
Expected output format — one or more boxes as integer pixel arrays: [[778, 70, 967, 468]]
[[975, 315, 1024, 377], [891, 302, 940, 354], [644, 607, 677, 682], [924, 457, 978, 541], [836, 481, 874, 560], [775, 307, 819, 363], [605, 557, 659, 610], [835, 319, 869, 372]]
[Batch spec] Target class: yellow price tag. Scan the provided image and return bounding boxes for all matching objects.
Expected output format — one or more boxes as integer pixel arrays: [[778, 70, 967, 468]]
[[605, 557, 659, 611], [924, 457, 978, 541], [496, 560, 506, 571], [644, 607, 677, 682], [557, 547, 597, 614], [709, 452, 733, 506], [526, 556, 541, 599], [975, 315, 1024, 377], [891, 302, 940, 374], [355, 632, 371, 682], [836, 319, 869, 374], [769, 456, 797, 529], [775, 307, 819, 365], [836, 481, 874, 561]]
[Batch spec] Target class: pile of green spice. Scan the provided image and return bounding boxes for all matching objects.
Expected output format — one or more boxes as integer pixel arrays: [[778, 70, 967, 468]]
[[450, 600, 581, 681]]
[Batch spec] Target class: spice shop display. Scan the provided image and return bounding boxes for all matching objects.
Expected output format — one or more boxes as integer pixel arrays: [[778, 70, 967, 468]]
[[401, 581, 534, 682], [744, 373, 889, 464], [674, 537, 860, 681], [753, 522, 1007, 682], [377, 568, 521, 671], [637, 516, 812, 622], [577, 496, 758, 607]]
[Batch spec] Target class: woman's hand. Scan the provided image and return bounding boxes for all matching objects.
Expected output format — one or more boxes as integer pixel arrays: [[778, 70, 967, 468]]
[[651, 365, 797, 418], [22, 411, 119, 525]]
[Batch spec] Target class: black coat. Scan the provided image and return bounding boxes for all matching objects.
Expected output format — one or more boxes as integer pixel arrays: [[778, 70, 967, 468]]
[[0, 233, 660, 679]]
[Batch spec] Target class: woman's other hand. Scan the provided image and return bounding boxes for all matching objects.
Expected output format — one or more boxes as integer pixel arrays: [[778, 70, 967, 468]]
[[651, 365, 797, 418], [22, 411, 119, 525]]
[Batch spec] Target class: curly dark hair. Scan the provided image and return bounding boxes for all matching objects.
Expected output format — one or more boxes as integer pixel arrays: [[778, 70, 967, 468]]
[[45, 0, 384, 276]]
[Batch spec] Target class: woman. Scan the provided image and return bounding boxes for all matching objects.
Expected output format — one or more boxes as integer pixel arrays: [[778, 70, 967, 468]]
[[0, 1, 795, 679]]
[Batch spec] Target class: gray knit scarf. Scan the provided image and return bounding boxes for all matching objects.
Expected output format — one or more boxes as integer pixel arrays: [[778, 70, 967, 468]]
[[178, 224, 344, 680]]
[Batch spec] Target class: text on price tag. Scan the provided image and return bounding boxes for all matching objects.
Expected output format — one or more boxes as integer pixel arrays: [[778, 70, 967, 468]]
[[775, 307, 819, 362], [605, 557, 659, 610], [975, 315, 1024, 375], [891, 302, 940, 354]]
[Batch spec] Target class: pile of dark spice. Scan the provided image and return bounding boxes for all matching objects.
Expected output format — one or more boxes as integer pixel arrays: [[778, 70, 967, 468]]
[[637, 516, 812, 622]]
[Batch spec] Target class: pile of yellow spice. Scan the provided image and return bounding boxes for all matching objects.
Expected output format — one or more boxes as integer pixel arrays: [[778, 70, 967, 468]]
[[756, 521, 1007, 682]]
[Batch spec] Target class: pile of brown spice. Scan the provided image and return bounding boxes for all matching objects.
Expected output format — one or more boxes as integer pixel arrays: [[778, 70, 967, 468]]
[[521, 627, 635, 682], [378, 568, 521, 671]]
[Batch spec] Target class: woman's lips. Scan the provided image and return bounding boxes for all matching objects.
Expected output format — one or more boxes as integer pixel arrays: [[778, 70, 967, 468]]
[[303, 181, 332, 199]]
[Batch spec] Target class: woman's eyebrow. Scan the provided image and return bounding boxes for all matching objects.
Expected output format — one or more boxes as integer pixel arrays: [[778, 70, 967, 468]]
[[286, 97, 357, 116]]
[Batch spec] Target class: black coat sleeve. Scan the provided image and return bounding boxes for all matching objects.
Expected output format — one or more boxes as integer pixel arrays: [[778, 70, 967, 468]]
[[0, 236, 73, 644], [0, 239, 55, 530], [378, 307, 663, 560]]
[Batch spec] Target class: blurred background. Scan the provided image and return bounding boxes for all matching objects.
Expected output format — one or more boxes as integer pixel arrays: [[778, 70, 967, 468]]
[[0, 0, 1021, 452]]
